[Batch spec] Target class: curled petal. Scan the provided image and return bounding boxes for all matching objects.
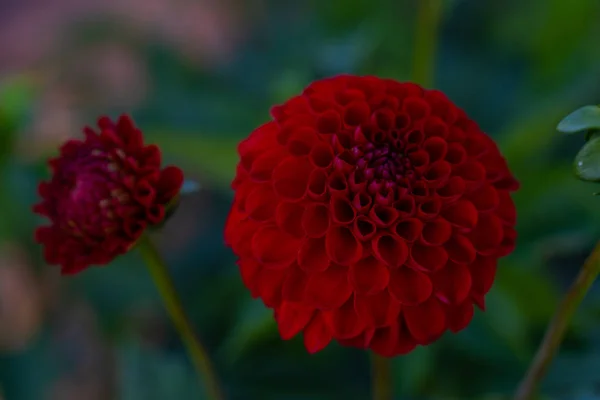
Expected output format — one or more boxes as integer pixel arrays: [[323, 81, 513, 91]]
[[370, 320, 416, 357], [444, 300, 474, 333], [303, 312, 333, 353], [355, 291, 402, 327], [298, 238, 330, 272], [349, 256, 389, 294], [409, 243, 448, 272], [324, 297, 365, 339], [372, 233, 408, 268], [302, 204, 329, 237], [277, 302, 314, 340], [326, 226, 363, 266], [252, 226, 300, 269], [388, 267, 433, 305], [272, 157, 314, 200], [442, 200, 478, 231], [432, 261, 472, 304], [403, 298, 446, 345], [305, 265, 353, 310]]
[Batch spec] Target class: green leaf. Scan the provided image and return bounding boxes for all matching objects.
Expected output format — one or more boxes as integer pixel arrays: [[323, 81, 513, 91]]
[[557, 105, 600, 134], [574, 134, 600, 181]]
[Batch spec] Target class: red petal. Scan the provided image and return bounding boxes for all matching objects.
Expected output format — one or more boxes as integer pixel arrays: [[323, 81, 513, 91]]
[[343, 101, 371, 126], [496, 190, 517, 225], [442, 200, 478, 230], [287, 127, 318, 156], [251, 226, 300, 269], [298, 238, 330, 272], [403, 298, 446, 345], [417, 197, 442, 220], [305, 265, 353, 310], [445, 301, 474, 333], [331, 195, 356, 224], [421, 217, 452, 246], [372, 233, 408, 268], [423, 160, 451, 188], [422, 136, 448, 162], [276, 302, 315, 340], [326, 226, 363, 266], [437, 176, 465, 202], [499, 226, 517, 256], [469, 183, 499, 212], [388, 267, 432, 305], [349, 256, 389, 294], [453, 161, 485, 191], [275, 202, 305, 238], [445, 234, 476, 264], [369, 205, 399, 228], [249, 149, 285, 182], [303, 312, 332, 353], [155, 166, 184, 203], [468, 214, 504, 255], [307, 169, 328, 200], [370, 321, 416, 357], [302, 204, 330, 237], [338, 329, 375, 349], [409, 243, 448, 272], [282, 264, 309, 303], [393, 218, 423, 242], [309, 144, 334, 168], [238, 258, 262, 296], [245, 184, 277, 221], [445, 142, 466, 165], [355, 290, 402, 327], [272, 156, 314, 200], [253, 267, 287, 308], [432, 261, 472, 304], [353, 217, 377, 240], [469, 255, 497, 297], [316, 110, 342, 134], [324, 297, 365, 339]]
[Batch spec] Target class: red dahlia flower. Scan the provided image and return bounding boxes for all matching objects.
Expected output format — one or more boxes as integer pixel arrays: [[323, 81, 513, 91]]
[[225, 75, 518, 357], [34, 115, 183, 275]]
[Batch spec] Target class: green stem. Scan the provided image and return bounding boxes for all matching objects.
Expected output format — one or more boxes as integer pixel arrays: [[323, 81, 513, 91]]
[[514, 240, 600, 400], [411, 0, 444, 88], [137, 235, 223, 400], [371, 354, 392, 400]]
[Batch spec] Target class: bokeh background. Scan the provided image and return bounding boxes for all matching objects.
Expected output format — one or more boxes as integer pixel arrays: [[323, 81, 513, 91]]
[[1, 0, 600, 399]]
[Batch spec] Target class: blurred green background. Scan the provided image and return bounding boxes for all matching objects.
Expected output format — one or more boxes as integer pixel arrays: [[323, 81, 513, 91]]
[[1, 0, 600, 399]]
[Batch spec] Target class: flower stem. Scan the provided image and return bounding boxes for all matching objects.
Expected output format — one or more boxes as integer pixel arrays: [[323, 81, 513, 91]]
[[137, 235, 223, 400], [371, 353, 392, 400], [411, 0, 444, 88], [514, 240, 600, 400]]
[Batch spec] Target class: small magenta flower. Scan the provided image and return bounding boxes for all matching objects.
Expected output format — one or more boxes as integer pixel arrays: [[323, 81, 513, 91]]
[[33, 115, 183, 275], [225, 75, 519, 357]]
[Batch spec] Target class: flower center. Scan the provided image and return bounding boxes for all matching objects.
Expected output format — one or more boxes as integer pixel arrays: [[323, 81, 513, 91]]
[[57, 152, 132, 237], [355, 142, 413, 183]]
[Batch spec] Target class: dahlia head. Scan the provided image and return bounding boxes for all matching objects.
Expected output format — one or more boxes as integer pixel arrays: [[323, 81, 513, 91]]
[[225, 75, 519, 357], [34, 115, 184, 275]]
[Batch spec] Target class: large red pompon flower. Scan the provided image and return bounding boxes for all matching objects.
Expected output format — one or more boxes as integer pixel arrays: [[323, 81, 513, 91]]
[[225, 75, 519, 357], [34, 115, 183, 275]]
